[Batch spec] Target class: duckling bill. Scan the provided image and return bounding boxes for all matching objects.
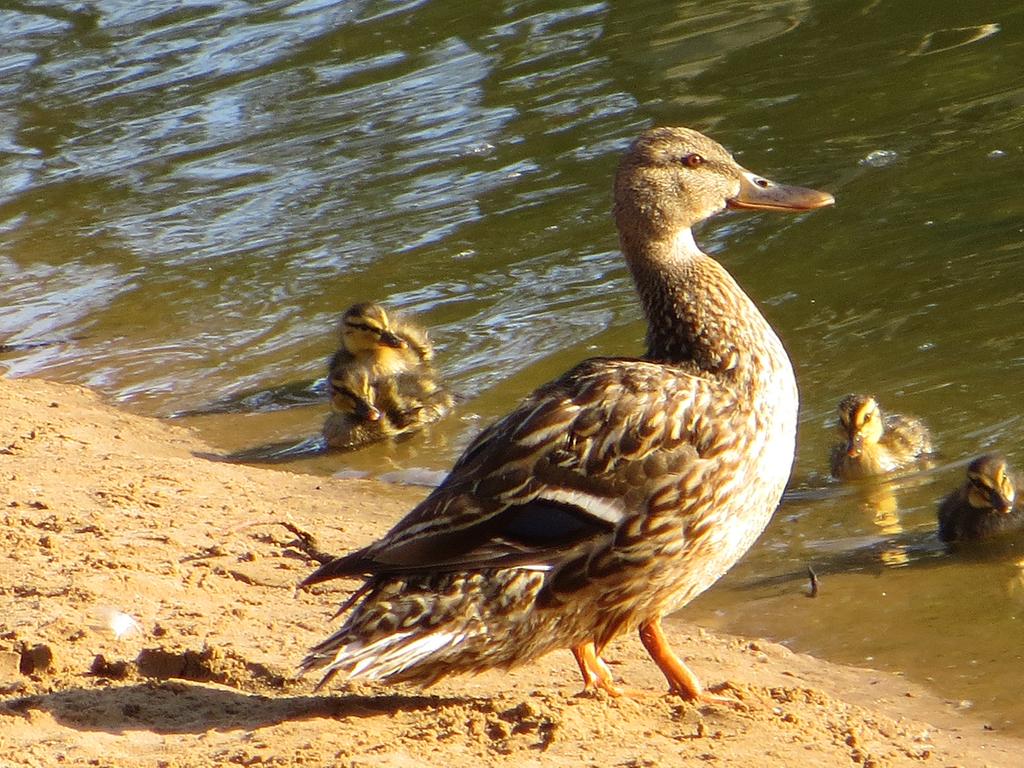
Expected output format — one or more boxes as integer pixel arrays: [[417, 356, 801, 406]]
[[300, 127, 833, 700]]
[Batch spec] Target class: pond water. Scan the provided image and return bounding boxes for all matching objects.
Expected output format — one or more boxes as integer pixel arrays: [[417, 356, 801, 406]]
[[3, 0, 1024, 732]]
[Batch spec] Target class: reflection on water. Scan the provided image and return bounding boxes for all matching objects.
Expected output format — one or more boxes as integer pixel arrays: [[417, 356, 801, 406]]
[[3, 0, 1024, 734]]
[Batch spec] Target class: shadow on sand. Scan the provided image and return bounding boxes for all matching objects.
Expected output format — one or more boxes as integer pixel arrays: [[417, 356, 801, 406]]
[[4, 681, 484, 735]]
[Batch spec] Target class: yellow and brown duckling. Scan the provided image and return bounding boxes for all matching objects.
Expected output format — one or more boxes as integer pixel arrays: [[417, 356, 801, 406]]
[[300, 126, 833, 700], [830, 394, 933, 480], [322, 366, 454, 451], [322, 367, 387, 451], [328, 302, 433, 380], [938, 454, 1023, 543]]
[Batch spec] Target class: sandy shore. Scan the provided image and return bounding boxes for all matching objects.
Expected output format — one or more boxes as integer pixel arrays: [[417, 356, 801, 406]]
[[0, 376, 1017, 767]]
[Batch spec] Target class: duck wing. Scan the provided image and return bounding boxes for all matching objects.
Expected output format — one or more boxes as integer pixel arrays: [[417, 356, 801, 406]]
[[302, 356, 727, 586]]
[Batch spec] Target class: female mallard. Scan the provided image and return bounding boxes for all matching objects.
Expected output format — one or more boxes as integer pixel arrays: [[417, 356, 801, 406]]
[[938, 454, 1023, 543], [300, 127, 833, 700], [322, 366, 454, 451], [830, 394, 933, 480]]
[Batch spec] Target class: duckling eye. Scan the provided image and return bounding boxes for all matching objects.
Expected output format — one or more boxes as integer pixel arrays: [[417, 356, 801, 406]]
[[681, 153, 705, 169]]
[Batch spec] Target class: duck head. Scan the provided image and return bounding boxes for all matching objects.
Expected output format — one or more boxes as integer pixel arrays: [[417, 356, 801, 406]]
[[613, 126, 834, 245], [340, 302, 407, 354], [966, 454, 1016, 514], [837, 394, 884, 458]]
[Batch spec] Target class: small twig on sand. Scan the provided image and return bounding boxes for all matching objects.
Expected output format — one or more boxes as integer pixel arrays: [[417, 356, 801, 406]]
[[223, 516, 335, 565], [277, 521, 334, 565]]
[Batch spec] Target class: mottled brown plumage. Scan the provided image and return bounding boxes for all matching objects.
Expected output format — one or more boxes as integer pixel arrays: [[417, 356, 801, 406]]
[[830, 394, 933, 480], [322, 303, 450, 449], [301, 127, 833, 698], [938, 454, 1023, 543]]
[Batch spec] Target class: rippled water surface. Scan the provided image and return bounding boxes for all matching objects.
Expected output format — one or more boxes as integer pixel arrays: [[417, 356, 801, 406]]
[[3, 0, 1024, 731]]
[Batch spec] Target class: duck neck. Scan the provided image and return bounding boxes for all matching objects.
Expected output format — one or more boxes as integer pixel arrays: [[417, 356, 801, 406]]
[[623, 226, 792, 389]]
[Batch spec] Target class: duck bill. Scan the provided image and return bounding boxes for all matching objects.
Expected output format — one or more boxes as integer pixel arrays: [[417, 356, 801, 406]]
[[845, 437, 862, 459], [992, 491, 1014, 515], [379, 330, 407, 349], [356, 401, 381, 422], [727, 171, 835, 212]]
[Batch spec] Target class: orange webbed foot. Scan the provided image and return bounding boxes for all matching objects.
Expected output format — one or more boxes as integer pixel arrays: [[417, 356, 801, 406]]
[[572, 641, 626, 697], [638, 619, 746, 709]]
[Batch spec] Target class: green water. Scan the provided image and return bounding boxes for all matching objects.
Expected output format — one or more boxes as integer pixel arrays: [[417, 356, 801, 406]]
[[2, 0, 1023, 731]]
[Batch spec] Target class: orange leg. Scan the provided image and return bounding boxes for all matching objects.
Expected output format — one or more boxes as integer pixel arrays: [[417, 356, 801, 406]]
[[572, 640, 623, 697], [638, 619, 738, 705]]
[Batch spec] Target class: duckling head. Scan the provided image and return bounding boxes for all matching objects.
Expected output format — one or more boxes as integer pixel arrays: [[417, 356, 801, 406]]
[[339, 303, 407, 355], [837, 394, 884, 458], [329, 368, 382, 423], [966, 454, 1016, 514], [613, 127, 834, 247]]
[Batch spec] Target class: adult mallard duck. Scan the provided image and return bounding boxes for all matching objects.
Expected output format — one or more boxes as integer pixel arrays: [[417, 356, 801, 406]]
[[938, 454, 1023, 543], [300, 127, 833, 700], [830, 394, 933, 480], [322, 366, 454, 451], [328, 302, 434, 380]]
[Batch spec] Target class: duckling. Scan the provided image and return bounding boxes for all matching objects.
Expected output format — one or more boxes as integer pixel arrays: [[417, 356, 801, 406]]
[[383, 373, 454, 434], [171, 304, 436, 420], [830, 394, 933, 480], [322, 367, 453, 451], [322, 368, 388, 451], [328, 302, 433, 381], [300, 127, 833, 701], [938, 454, 1023, 543]]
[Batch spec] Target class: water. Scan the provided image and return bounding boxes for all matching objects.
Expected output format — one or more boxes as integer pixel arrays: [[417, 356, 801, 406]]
[[3, 0, 1024, 731]]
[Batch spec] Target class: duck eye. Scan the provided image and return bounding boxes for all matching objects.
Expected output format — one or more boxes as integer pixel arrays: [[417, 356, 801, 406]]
[[754, 177, 770, 189], [681, 153, 704, 168]]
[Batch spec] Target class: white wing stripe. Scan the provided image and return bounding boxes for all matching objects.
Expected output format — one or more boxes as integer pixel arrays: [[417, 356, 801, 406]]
[[539, 488, 627, 526]]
